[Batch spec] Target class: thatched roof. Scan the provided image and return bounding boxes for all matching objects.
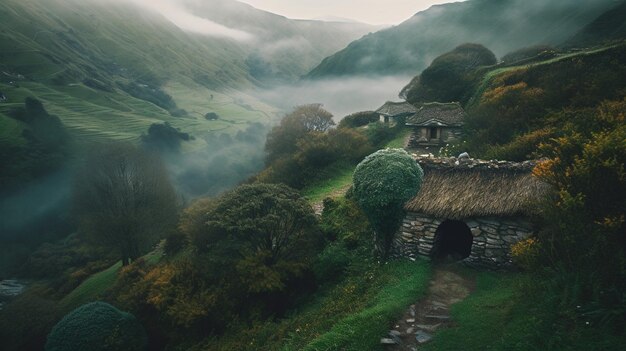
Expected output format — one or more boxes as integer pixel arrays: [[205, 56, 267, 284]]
[[406, 102, 466, 127], [405, 156, 549, 219], [375, 101, 418, 117]]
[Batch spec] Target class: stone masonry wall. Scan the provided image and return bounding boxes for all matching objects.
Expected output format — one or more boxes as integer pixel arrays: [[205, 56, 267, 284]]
[[392, 212, 534, 269]]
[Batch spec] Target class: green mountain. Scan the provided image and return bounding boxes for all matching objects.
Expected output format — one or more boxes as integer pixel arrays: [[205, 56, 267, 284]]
[[0, 0, 375, 146], [306, 0, 618, 78]]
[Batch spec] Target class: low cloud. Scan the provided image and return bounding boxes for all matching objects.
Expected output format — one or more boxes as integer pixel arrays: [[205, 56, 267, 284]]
[[251, 75, 412, 119], [129, 0, 253, 41]]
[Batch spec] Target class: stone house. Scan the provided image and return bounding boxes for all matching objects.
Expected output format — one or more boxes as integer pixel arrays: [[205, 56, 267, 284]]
[[375, 101, 418, 125], [406, 102, 465, 148], [392, 156, 548, 269]]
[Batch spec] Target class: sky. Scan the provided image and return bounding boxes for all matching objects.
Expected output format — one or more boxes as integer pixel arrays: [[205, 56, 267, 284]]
[[238, 0, 463, 25]]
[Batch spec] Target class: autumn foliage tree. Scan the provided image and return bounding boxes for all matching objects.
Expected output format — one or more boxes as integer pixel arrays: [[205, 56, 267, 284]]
[[73, 143, 178, 265], [533, 98, 626, 327]]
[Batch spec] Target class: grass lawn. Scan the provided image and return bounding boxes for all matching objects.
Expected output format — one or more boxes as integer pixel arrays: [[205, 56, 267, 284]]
[[385, 127, 411, 149], [301, 164, 355, 204], [421, 271, 625, 351], [298, 260, 431, 351]]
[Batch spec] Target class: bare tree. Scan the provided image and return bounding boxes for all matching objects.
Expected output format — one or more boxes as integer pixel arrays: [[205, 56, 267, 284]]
[[73, 143, 178, 265]]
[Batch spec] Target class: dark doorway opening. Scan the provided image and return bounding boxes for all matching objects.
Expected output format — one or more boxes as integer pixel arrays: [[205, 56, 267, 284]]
[[429, 127, 438, 140], [430, 220, 473, 262]]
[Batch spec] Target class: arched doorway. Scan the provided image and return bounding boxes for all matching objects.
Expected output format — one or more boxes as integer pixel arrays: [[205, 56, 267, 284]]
[[430, 220, 473, 261]]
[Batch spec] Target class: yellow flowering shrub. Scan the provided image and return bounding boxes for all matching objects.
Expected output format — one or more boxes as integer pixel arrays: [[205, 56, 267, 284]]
[[510, 237, 540, 271]]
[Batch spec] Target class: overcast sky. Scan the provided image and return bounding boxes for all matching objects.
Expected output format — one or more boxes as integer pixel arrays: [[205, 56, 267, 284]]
[[238, 0, 463, 25]]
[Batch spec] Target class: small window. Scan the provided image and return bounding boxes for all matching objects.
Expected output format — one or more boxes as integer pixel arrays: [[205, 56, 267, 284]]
[[429, 127, 438, 139]]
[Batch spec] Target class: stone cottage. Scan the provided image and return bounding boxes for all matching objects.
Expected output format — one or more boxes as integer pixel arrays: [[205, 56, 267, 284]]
[[406, 102, 466, 148], [375, 101, 418, 125], [392, 156, 548, 269]]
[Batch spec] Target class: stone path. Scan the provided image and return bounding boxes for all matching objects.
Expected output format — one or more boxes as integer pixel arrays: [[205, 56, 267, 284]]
[[381, 265, 474, 350], [311, 183, 352, 215]]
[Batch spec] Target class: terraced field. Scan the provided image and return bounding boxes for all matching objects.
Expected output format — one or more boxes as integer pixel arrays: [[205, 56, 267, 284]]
[[0, 79, 279, 149]]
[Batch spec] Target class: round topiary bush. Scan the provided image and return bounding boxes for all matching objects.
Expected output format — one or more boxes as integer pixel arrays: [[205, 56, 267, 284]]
[[353, 148, 423, 259], [45, 302, 146, 351]]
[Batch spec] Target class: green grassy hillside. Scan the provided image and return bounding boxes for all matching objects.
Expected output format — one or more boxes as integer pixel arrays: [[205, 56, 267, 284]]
[[306, 0, 617, 78], [0, 0, 377, 146]]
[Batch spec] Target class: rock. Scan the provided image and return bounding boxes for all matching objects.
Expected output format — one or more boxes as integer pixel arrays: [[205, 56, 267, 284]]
[[425, 315, 450, 321], [458, 152, 470, 159], [406, 327, 415, 334], [406, 318, 416, 323], [416, 323, 441, 332], [415, 330, 433, 344], [380, 338, 398, 345], [389, 330, 402, 337]]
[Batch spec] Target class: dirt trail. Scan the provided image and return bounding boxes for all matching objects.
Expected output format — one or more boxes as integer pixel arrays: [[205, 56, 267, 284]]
[[382, 265, 474, 350], [311, 183, 352, 215]]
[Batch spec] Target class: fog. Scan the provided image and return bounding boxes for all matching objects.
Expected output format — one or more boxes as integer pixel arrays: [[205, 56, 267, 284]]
[[126, 0, 253, 40], [252, 75, 411, 119], [164, 122, 269, 199]]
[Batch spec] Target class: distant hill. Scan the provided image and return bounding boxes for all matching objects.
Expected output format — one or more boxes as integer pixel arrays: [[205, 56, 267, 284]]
[[305, 0, 617, 78], [564, 1, 626, 47], [0, 0, 375, 145]]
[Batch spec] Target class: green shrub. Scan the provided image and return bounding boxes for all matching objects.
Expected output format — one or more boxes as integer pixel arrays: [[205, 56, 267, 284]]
[[313, 243, 351, 284], [353, 149, 423, 259], [0, 291, 61, 351], [45, 301, 146, 351], [320, 197, 373, 249], [338, 111, 379, 128]]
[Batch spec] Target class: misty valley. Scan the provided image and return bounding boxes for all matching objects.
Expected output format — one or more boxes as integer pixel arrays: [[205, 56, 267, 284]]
[[0, 0, 625, 350]]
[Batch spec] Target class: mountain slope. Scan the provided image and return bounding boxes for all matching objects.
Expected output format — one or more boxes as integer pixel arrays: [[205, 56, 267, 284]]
[[565, 0, 626, 47], [306, 0, 618, 78], [0, 0, 376, 145]]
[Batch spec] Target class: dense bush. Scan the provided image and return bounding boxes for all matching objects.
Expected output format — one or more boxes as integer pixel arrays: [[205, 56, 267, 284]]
[[352, 149, 423, 259], [141, 122, 191, 153], [465, 44, 626, 157], [45, 302, 146, 351], [1, 97, 69, 193], [118, 81, 177, 112], [338, 111, 379, 128], [265, 104, 335, 163], [532, 98, 626, 331], [0, 290, 61, 351], [20, 233, 117, 297], [113, 184, 322, 336], [258, 105, 373, 188]]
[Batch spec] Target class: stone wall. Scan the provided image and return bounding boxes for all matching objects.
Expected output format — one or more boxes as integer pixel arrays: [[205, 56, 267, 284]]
[[392, 212, 534, 269], [407, 127, 462, 148]]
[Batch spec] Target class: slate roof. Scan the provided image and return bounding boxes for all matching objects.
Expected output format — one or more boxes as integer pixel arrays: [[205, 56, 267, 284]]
[[406, 102, 466, 127], [375, 101, 418, 117]]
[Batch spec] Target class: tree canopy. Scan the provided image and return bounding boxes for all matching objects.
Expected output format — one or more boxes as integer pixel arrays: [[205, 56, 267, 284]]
[[265, 104, 335, 163], [352, 148, 423, 259], [73, 143, 178, 265], [199, 184, 320, 288]]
